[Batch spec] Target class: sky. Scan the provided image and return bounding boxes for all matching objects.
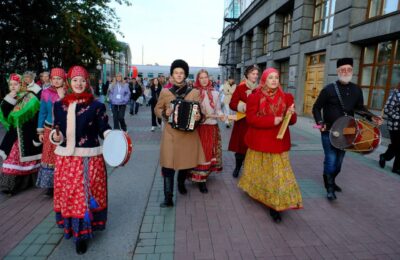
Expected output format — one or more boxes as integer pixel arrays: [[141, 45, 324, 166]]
[[112, 0, 225, 68]]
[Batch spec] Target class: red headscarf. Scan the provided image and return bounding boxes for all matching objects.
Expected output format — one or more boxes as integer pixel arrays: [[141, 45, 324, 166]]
[[9, 73, 22, 84], [194, 70, 215, 109], [50, 68, 66, 80], [257, 67, 286, 116], [62, 65, 93, 106]]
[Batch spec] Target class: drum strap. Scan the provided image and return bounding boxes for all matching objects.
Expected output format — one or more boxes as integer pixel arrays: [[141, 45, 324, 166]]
[[333, 82, 348, 116]]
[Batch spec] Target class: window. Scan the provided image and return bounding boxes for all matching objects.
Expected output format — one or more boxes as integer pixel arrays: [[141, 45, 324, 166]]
[[312, 0, 336, 36], [359, 40, 400, 110], [263, 26, 269, 54], [368, 0, 400, 18], [147, 73, 154, 78], [282, 13, 292, 48], [279, 60, 289, 91]]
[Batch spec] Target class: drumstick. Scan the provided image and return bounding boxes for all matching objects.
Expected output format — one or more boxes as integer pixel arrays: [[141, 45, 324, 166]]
[[55, 125, 60, 136]]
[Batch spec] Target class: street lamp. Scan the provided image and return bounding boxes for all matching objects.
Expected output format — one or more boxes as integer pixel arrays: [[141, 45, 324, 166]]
[[202, 44, 205, 67]]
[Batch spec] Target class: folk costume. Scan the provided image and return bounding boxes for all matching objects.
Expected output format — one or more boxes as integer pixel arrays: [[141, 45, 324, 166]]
[[155, 59, 205, 207], [36, 68, 66, 192], [190, 71, 223, 193], [238, 68, 303, 222], [50, 66, 111, 254], [228, 65, 259, 178], [0, 74, 42, 195]]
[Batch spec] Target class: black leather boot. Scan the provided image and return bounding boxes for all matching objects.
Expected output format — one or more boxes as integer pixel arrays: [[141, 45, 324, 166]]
[[76, 239, 88, 255], [333, 172, 342, 192], [160, 176, 174, 207], [323, 174, 341, 192], [325, 174, 336, 201], [269, 208, 282, 223], [232, 153, 244, 178], [177, 170, 187, 195], [379, 154, 386, 168], [198, 182, 208, 193]]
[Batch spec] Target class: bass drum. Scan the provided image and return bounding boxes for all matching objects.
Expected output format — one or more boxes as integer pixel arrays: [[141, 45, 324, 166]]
[[103, 130, 133, 167], [329, 116, 380, 154]]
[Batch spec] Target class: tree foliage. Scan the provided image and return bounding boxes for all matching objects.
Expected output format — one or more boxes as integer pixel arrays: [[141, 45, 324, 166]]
[[0, 0, 132, 75]]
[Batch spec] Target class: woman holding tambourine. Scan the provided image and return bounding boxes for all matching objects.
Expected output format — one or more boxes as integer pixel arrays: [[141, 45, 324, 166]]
[[50, 65, 112, 255]]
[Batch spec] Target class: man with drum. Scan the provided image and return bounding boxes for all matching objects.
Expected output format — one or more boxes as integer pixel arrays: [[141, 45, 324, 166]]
[[312, 58, 382, 201]]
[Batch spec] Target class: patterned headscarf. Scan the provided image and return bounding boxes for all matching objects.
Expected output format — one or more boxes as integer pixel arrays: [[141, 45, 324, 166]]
[[50, 68, 66, 80], [194, 69, 215, 109], [256, 67, 286, 116], [9, 73, 22, 84], [62, 65, 94, 105]]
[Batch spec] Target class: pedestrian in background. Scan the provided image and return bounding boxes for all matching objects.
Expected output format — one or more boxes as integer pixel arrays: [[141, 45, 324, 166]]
[[228, 64, 259, 178], [50, 65, 111, 254], [36, 68, 66, 196], [238, 68, 302, 223], [130, 77, 143, 114], [149, 77, 162, 131], [222, 76, 236, 128], [380, 83, 400, 175], [190, 69, 224, 193], [0, 74, 42, 195], [109, 73, 130, 132]]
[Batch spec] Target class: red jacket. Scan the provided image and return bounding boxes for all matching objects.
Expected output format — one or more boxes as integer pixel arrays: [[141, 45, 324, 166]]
[[228, 82, 252, 154], [245, 88, 297, 153]]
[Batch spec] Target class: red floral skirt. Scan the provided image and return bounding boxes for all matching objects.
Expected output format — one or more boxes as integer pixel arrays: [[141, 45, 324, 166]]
[[191, 124, 222, 182], [1, 140, 40, 175], [41, 127, 57, 165]]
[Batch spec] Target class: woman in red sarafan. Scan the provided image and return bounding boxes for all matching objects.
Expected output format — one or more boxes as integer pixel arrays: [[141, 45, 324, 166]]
[[190, 69, 224, 193], [50, 65, 111, 254], [238, 67, 303, 223], [228, 65, 259, 178]]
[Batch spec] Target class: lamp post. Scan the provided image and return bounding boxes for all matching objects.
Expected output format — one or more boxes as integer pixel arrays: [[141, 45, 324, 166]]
[[202, 44, 205, 67]]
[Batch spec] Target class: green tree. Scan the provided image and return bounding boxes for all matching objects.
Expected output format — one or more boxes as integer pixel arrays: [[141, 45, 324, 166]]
[[0, 0, 131, 74]]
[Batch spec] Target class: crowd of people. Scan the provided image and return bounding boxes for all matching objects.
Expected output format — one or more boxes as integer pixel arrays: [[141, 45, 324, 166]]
[[0, 56, 395, 255]]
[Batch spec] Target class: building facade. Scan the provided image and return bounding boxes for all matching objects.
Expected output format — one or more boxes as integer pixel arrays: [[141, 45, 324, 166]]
[[219, 0, 400, 115], [100, 41, 132, 82]]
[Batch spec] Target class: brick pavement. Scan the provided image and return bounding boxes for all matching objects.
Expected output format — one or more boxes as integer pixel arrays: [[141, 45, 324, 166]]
[[173, 121, 400, 260], [2, 106, 400, 259]]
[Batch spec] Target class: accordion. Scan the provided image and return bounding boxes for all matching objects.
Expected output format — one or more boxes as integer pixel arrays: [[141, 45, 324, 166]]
[[168, 99, 200, 131]]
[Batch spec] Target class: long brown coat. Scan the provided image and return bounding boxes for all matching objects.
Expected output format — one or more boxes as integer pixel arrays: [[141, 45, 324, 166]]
[[155, 87, 205, 170]]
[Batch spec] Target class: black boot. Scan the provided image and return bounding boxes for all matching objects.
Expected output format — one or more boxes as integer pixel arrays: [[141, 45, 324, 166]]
[[325, 174, 336, 201], [160, 176, 174, 207], [76, 239, 88, 255], [379, 154, 386, 168], [45, 188, 54, 197], [198, 182, 208, 193], [269, 209, 282, 223], [232, 153, 244, 178], [177, 170, 187, 195], [323, 174, 341, 192], [333, 172, 342, 192]]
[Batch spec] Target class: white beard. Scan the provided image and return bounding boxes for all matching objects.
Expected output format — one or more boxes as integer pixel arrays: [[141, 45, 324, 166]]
[[338, 75, 352, 84]]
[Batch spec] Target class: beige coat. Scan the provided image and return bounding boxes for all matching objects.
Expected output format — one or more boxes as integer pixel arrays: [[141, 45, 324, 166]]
[[155, 88, 205, 170], [223, 81, 236, 107]]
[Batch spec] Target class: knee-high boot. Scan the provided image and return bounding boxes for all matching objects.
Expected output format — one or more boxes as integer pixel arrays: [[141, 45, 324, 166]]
[[177, 170, 187, 195], [160, 175, 174, 207], [232, 153, 244, 178], [323, 173, 342, 192], [324, 174, 337, 201]]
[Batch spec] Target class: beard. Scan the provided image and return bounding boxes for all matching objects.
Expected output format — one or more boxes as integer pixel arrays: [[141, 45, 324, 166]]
[[338, 75, 352, 84]]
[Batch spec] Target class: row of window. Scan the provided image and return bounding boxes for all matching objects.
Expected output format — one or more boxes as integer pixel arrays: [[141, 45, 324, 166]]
[[257, 0, 400, 55]]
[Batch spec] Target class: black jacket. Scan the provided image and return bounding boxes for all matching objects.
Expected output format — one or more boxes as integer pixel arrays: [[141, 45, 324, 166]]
[[148, 85, 162, 106], [129, 83, 143, 101]]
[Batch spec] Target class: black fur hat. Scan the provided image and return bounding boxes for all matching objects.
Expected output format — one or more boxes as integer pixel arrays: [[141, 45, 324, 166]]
[[337, 58, 353, 68], [170, 59, 189, 78]]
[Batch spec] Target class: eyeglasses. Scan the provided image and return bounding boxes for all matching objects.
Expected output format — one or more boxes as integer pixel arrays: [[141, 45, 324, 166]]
[[338, 68, 353, 73]]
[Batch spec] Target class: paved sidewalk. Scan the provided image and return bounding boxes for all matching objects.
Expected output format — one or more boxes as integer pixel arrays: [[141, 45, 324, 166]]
[[2, 106, 400, 259]]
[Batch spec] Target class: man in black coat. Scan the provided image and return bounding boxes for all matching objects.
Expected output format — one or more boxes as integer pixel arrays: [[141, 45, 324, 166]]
[[312, 57, 382, 201]]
